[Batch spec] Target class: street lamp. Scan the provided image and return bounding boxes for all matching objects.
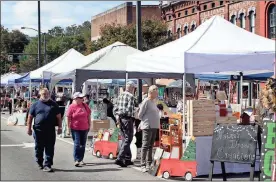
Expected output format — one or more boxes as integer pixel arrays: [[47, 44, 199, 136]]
[[21, 27, 47, 65]]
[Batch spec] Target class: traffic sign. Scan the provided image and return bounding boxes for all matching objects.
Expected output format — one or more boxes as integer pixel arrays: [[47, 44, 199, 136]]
[[8, 55, 13, 62]]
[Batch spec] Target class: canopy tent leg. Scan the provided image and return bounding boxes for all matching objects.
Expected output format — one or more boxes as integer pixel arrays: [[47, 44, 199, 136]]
[[240, 72, 243, 110], [274, 58, 276, 120], [182, 73, 186, 149]]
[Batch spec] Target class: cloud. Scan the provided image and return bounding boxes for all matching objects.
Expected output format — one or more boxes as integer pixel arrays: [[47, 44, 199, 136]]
[[2, 1, 159, 36]]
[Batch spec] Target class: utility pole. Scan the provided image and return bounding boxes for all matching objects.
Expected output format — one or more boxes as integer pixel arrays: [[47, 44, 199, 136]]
[[38, 1, 41, 68], [43, 33, 47, 64], [136, 1, 143, 103]]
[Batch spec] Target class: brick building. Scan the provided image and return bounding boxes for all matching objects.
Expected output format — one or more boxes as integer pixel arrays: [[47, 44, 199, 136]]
[[160, 1, 276, 39], [91, 2, 161, 41]]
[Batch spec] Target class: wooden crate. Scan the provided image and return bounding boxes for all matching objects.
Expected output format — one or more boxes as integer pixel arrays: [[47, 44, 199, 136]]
[[187, 100, 216, 136]]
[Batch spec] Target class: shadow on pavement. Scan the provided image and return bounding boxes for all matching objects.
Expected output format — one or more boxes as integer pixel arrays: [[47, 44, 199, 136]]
[[84, 162, 116, 166], [54, 168, 122, 173]]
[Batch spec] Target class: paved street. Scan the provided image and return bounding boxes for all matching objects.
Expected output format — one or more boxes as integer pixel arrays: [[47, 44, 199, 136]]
[[1, 112, 253, 181], [1, 113, 163, 181]]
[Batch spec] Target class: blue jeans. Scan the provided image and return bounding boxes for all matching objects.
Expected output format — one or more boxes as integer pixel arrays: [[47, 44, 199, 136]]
[[33, 129, 56, 167], [117, 117, 133, 162], [71, 129, 88, 162]]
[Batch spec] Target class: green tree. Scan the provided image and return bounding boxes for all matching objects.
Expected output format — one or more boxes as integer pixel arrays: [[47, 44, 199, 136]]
[[181, 137, 196, 161], [89, 19, 172, 53], [19, 56, 37, 73], [1, 26, 29, 73]]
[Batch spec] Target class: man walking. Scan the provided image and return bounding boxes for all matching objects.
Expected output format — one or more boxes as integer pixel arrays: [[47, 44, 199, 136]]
[[27, 88, 62, 172], [113, 81, 135, 167]]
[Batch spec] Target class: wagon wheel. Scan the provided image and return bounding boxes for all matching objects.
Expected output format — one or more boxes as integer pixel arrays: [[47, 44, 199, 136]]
[[184, 172, 193, 181], [108, 153, 114, 159], [96, 150, 101, 158], [163, 171, 170, 179]]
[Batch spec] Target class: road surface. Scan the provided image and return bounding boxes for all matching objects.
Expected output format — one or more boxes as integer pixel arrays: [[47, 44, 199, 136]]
[[1, 112, 252, 181]]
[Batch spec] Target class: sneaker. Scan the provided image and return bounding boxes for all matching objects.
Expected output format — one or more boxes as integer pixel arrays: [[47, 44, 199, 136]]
[[141, 166, 147, 173], [37, 163, 43, 170], [80, 161, 86, 166], [43, 166, 53, 172], [114, 160, 127, 167], [125, 161, 134, 166], [75, 161, 80, 167]]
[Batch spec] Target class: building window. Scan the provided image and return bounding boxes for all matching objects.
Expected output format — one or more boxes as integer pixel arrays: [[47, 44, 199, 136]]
[[249, 11, 255, 33], [212, 2, 216, 8], [192, 8, 196, 13], [178, 13, 181, 17], [185, 10, 188, 16], [220, 1, 223, 6], [230, 15, 236, 25], [191, 24, 196, 32], [268, 4, 276, 39], [184, 26, 189, 35], [204, 5, 207, 10], [239, 13, 245, 28], [177, 28, 181, 38]]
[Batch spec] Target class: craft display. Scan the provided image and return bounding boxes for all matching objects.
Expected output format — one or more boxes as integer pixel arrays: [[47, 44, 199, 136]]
[[159, 123, 182, 159], [156, 137, 197, 180], [93, 127, 120, 159], [260, 120, 276, 181], [187, 100, 216, 136]]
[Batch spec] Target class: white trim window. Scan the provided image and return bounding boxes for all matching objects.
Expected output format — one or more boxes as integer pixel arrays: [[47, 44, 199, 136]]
[[177, 27, 181, 38], [190, 21, 196, 32], [183, 23, 189, 35], [238, 9, 246, 29], [268, 4, 276, 39], [248, 11, 255, 33]]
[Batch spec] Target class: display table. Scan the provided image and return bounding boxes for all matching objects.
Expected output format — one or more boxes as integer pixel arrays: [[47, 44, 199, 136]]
[[195, 136, 260, 176]]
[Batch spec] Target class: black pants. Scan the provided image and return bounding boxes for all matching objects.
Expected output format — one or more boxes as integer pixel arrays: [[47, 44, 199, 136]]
[[117, 117, 134, 162], [33, 129, 56, 167], [8, 106, 12, 115]]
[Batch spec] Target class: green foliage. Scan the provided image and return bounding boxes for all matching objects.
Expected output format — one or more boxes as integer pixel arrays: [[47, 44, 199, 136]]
[[90, 19, 172, 52]]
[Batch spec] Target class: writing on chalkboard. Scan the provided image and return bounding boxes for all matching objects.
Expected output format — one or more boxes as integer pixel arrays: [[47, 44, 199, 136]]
[[210, 124, 258, 164], [260, 120, 276, 181]]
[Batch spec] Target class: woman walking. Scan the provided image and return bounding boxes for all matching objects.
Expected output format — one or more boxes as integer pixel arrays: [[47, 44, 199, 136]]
[[67, 92, 91, 167], [138, 85, 160, 172]]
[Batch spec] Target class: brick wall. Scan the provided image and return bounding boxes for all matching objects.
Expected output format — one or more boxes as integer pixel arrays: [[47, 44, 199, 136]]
[[162, 1, 275, 39], [91, 3, 129, 40], [91, 3, 161, 41]]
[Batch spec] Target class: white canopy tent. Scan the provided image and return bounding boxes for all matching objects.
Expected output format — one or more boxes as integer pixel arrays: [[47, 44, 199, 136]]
[[30, 48, 84, 80], [0, 72, 22, 86], [52, 42, 144, 92], [51, 42, 128, 81], [126, 15, 275, 138], [126, 15, 275, 75]]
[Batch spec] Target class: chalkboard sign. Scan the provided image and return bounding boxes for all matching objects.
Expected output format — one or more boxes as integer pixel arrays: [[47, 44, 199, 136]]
[[160, 117, 169, 130], [210, 124, 258, 164]]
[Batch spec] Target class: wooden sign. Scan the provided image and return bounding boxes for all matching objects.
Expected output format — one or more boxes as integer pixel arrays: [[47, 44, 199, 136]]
[[260, 120, 276, 181], [209, 124, 259, 181], [187, 100, 216, 136]]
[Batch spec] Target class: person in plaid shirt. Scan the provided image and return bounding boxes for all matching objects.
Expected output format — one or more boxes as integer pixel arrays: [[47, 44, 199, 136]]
[[113, 81, 135, 167]]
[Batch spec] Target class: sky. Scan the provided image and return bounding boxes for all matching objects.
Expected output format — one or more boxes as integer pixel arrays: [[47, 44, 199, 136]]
[[1, 1, 159, 36]]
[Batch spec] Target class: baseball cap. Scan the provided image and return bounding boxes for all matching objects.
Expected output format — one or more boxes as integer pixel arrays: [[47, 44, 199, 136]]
[[72, 92, 85, 99], [126, 81, 135, 87]]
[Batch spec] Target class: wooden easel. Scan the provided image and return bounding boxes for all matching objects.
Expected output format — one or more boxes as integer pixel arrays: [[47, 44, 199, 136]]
[[208, 124, 260, 181]]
